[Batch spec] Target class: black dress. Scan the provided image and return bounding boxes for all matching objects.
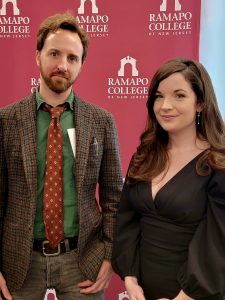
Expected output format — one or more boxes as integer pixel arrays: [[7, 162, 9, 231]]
[[112, 155, 225, 300]]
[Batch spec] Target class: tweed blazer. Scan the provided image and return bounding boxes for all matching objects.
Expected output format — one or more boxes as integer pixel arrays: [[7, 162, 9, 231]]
[[0, 92, 123, 291]]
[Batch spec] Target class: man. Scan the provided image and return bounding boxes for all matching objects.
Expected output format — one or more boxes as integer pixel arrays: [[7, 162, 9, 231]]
[[0, 12, 123, 300]]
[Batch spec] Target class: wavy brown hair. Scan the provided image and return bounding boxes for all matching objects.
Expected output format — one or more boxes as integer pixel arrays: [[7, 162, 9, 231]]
[[128, 58, 225, 183], [36, 11, 89, 63]]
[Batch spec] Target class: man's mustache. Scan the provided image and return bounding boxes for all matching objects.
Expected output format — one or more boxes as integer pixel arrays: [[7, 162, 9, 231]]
[[51, 71, 69, 79]]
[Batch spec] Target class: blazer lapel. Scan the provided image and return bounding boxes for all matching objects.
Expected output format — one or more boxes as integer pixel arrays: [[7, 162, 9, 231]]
[[16, 95, 37, 200], [73, 95, 92, 200]]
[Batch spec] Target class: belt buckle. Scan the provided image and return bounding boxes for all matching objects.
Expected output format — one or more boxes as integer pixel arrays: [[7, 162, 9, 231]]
[[42, 240, 61, 256]]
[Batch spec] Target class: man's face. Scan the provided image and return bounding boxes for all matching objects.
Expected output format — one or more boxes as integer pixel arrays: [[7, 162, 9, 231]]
[[36, 29, 83, 94]]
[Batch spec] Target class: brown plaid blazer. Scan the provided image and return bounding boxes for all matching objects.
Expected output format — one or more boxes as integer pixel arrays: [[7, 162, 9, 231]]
[[0, 92, 123, 291]]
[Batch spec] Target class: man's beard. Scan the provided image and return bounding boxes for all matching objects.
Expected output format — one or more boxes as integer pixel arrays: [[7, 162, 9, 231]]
[[40, 64, 75, 94]]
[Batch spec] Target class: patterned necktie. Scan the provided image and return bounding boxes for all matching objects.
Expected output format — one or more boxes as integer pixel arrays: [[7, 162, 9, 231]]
[[43, 103, 67, 248]]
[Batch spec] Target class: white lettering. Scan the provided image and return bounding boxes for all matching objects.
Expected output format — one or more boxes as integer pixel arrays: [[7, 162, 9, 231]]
[[0, 16, 30, 25], [76, 15, 109, 24], [108, 77, 149, 86], [0, 25, 30, 33], [149, 12, 192, 22], [80, 24, 108, 33], [149, 21, 191, 31]]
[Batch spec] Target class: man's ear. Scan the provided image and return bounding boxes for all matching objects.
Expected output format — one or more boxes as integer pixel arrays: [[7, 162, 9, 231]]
[[36, 50, 40, 66]]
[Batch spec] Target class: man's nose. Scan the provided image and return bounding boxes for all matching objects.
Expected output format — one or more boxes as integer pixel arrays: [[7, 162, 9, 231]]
[[56, 57, 68, 72]]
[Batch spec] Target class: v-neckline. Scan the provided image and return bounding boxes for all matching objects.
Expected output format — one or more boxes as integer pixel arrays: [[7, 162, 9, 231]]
[[150, 150, 207, 202]]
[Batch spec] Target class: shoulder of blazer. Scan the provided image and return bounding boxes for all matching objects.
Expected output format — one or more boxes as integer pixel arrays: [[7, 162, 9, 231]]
[[0, 94, 35, 116]]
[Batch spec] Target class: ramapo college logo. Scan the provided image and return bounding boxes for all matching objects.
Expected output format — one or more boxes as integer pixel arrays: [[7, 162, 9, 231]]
[[107, 56, 149, 100], [30, 77, 40, 93], [148, 0, 192, 37], [0, 0, 30, 38], [118, 291, 129, 300], [76, 0, 109, 38]]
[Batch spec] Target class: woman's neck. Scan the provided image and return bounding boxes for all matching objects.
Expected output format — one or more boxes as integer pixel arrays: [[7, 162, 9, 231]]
[[167, 132, 209, 154]]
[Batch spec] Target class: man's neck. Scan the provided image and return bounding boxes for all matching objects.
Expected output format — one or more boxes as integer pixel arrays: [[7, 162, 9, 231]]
[[38, 86, 72, 107]]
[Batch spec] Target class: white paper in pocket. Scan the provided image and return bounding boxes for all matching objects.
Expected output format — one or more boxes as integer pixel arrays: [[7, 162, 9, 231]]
[[67, 128, 76, 158]]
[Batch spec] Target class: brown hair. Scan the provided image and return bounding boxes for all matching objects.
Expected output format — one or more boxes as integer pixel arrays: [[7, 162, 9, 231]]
[[128, 58, 225, 183], [36, 11, 89, 63]]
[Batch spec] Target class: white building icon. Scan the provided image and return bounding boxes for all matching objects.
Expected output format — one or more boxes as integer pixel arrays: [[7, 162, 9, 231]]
[[0, 0, 20, 15], [118, 291, 129, 300], [160, 0, 181, 11], [118, 56, 139, 77], [78, 0, 98, 14]]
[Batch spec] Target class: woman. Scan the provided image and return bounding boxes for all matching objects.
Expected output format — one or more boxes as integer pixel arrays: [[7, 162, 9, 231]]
[[112, 58, 225, 300]]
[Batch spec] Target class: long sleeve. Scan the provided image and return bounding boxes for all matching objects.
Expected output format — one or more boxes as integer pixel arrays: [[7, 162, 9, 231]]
[[178, 170, 225, 299], [112, 181, 141, 280], [98, 113, 123, 260], [0, 113, 8, 269]]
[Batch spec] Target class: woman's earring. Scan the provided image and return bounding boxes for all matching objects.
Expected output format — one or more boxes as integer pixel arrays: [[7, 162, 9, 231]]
[[197, 112, 201, 125]]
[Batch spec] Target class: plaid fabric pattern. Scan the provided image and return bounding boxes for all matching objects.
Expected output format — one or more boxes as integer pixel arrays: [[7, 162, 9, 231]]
[[0, 92, 123, 290]]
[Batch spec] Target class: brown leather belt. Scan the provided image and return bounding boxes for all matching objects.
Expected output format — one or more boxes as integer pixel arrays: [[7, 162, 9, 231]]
[[33, 237, 78, 256]]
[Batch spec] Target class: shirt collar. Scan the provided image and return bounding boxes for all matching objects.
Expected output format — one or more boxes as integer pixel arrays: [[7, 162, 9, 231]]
[[35, 88, 74, 111]]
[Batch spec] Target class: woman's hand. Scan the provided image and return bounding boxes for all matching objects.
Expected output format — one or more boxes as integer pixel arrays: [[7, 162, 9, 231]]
[[124, 276, 146, 300]]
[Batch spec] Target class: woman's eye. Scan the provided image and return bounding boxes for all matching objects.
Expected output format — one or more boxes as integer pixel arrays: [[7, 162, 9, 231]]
[[155, 94, 163, 100], [176, 94, 185, 99]]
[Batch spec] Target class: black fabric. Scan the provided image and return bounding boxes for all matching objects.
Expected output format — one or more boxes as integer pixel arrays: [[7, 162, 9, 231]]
[[112, 154, 225, 300]]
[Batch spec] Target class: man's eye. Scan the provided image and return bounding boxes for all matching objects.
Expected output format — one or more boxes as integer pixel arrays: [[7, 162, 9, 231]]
[[68, 56, 78, 63]]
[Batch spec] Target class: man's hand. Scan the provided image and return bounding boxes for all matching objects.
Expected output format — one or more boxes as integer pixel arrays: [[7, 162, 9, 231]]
[[78, 260, 113, 294], [0, 273, 12, 300]]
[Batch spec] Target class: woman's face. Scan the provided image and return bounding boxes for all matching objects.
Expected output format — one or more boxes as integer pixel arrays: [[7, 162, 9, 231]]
[[153, 72, 201, 136]]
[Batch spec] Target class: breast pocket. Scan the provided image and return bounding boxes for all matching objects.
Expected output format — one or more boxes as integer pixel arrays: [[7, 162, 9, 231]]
[[88, 138, 102, 165], [84, 139, 103, 185]]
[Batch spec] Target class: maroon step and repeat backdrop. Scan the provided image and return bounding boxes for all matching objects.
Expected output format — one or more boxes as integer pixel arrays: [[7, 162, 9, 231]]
[[0, 0, 201, 299]]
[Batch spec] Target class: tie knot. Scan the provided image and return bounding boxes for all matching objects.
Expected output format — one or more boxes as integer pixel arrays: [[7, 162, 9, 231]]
[[42, 103, 67, 119]]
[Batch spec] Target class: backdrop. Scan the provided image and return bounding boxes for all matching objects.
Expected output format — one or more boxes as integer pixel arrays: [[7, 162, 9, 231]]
[[0, 0, 201, 299]]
